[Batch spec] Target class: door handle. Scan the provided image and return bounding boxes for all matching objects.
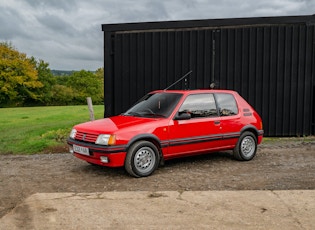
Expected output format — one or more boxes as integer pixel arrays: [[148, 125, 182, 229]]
[[214, 120, 220, 125]]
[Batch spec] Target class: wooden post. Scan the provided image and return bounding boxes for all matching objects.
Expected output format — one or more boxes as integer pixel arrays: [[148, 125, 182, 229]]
[[87, 97, 95, 121]]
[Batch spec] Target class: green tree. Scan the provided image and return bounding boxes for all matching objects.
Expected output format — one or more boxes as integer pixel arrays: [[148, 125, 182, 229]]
[[50, 84, 75, 105], [66, 70, 104, 105], [30, 58, 56, 105], [95, 67, 104, 79], [0, 42, 43, 107], [95, 67, 104, 102]]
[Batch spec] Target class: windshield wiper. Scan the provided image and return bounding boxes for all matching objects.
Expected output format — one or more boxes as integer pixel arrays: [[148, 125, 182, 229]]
[[141, 112, 166, 118], [124, 111, 166, 118], [124, 111, 142, 117]]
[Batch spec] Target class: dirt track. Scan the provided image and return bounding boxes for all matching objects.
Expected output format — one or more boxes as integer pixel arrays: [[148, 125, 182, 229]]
[[0, 138, 315, 218]]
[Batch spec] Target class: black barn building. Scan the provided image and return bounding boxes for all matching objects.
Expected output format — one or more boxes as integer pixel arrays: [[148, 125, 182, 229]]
[[102, 15, 315, 136]]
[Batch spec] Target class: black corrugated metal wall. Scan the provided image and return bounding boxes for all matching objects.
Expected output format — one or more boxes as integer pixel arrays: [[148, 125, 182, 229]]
[[102, 15, 315, 136], [217, 24, 315, 136]]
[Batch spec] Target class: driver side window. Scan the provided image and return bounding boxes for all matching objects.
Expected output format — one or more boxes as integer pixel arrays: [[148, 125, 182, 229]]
[[179, 93, 218, 118]]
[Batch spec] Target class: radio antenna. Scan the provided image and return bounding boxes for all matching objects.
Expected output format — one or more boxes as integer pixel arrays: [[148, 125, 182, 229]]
[[164, 70, 193, 91]]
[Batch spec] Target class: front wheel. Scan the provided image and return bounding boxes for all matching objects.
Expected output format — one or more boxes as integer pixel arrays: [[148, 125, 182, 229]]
[[233, 131, 257, 161], [125, 141, 160, 177]]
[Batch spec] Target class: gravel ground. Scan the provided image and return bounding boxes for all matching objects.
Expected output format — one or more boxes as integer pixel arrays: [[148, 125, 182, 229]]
[[0, 138, 314, 218]]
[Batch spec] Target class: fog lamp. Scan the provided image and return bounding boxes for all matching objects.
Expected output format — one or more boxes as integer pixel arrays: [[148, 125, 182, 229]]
[[100, 156, 109, 163]]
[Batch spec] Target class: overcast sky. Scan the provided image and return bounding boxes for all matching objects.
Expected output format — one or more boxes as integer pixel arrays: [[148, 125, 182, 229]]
[[0, 0, 314, 70]]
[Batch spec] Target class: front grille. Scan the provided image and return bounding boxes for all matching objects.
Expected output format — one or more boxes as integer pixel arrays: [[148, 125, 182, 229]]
[[75, 131, 98, 143]]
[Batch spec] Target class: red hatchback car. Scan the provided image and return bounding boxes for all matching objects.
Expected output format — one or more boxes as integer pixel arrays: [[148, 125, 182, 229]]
[[67, 89, 263, 177]]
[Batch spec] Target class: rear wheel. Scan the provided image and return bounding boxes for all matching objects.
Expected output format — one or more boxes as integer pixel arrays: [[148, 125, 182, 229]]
[[233, 131, 257, 161], [125, 141, 160, 177]]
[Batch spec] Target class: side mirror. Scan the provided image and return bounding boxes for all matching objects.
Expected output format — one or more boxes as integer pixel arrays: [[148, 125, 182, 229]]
[[174, 112, 191, 120]]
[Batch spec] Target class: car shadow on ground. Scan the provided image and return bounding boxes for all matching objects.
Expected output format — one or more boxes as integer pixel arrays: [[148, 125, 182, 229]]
[[74, 151, 234, 178], [164, 151, 234, 167]]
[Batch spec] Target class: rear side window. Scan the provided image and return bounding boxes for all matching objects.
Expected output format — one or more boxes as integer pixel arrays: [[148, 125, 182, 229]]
[[215, 93, 238, 116], [179, 94, 218, 118]]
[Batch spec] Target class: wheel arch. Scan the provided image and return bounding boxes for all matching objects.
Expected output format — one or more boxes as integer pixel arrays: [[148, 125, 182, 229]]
[[240, 125, 259, 140], [126, 134, 164, 162]]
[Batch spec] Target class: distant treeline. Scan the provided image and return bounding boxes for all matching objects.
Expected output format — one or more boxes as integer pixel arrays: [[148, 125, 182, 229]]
[[51, 70, 96, 76], [51, 70, 75, 76]]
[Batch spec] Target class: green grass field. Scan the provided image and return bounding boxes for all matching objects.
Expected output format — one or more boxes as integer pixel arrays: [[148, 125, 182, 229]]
[[1, 106, 314, 155], [0, 105, 104, 154]]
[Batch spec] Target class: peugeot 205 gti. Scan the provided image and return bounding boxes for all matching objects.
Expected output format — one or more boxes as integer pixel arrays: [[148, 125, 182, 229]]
[[67, 89, 263, 177]]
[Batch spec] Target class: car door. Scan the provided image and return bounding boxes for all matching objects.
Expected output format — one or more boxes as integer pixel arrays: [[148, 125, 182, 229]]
[[166, 93, 222, 158]]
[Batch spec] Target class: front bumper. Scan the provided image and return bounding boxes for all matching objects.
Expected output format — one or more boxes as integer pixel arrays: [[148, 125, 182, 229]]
[[67, 138, 127, 167]]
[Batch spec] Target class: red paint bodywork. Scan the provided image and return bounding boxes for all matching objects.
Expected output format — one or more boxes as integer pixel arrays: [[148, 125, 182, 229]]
[[67, 90, 263, 167]]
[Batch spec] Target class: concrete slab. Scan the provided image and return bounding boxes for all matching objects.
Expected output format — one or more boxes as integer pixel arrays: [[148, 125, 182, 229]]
[[0, 190, 314, 230]]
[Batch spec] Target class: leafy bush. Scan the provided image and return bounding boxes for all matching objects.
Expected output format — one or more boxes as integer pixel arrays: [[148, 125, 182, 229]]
[[41, 128, 71, 142]]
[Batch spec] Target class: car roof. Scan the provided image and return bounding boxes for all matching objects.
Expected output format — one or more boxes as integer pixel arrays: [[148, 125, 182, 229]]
[[151, 89, 238, 95]]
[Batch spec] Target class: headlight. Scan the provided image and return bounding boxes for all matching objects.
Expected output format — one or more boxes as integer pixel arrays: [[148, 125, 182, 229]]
[[95, 134, 116, 145], [69, 129, 77, 139]]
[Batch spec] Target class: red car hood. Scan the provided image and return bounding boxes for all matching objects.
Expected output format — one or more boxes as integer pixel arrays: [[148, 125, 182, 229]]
[[74, 115, 160, 134]]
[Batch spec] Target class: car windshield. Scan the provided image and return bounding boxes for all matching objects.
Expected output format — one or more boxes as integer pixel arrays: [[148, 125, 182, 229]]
[[124, 92, 182, 118]]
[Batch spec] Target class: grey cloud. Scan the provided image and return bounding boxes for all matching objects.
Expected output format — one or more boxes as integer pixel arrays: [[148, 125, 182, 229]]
[[0, 7, 24, 39], [36, 13, 77, 36], [90, 0, 170, 23], [142, 1, 169, 21], [1, 0, 315, 70], [24, 0, 78, 11]]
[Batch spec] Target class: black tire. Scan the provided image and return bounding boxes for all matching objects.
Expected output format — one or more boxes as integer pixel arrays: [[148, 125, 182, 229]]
[[233, 131, 257, 161], [125, 141, 160, 177]]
